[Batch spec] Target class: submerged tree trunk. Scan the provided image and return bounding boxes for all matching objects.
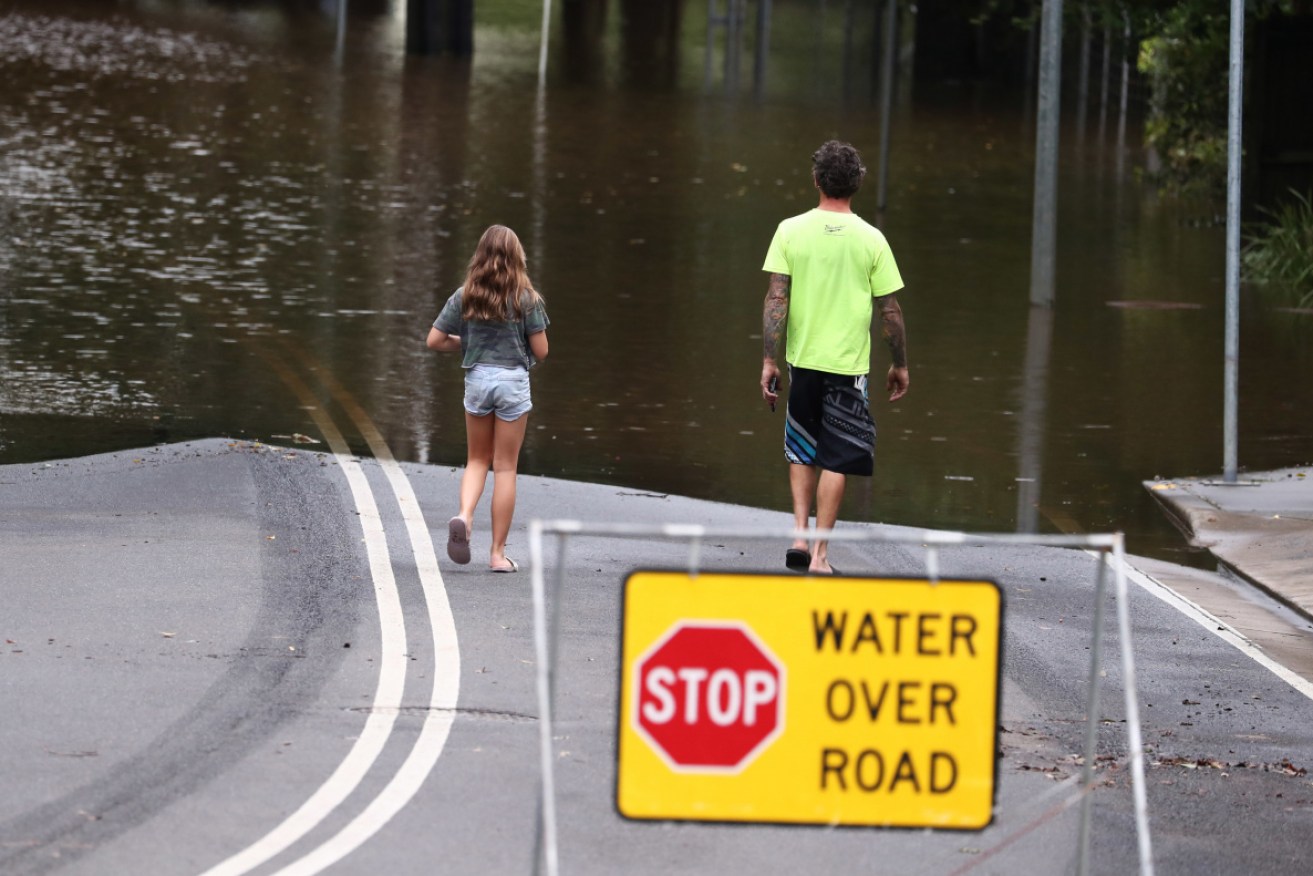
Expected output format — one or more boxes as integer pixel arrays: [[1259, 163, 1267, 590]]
[[406, 0, 474, 56]]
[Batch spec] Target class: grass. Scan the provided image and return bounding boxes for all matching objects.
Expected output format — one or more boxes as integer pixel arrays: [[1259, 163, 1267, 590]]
[[1243, 190, 1313, 309]]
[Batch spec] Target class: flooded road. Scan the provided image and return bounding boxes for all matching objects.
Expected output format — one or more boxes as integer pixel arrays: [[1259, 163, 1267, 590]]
[[2, 0, 1310, 564]]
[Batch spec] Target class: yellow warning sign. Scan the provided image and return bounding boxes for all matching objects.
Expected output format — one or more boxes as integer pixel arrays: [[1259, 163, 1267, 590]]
[[616, 571, 1002, 829]]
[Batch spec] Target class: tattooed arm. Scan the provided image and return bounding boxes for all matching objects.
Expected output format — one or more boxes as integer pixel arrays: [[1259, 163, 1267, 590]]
[[761, 272, 791, 406], [877, 292, 909, 401]]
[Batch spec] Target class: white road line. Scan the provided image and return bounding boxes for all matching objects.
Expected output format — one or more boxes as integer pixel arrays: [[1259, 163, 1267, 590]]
[[1118, 555, 1313, 702], [200, 364, 410, 876], [270, 369, 461, 875]]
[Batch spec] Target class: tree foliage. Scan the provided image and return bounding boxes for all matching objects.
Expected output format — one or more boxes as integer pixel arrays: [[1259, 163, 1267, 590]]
[[1133, 0, 1301, 197], [1137, 0, 1230, 197]]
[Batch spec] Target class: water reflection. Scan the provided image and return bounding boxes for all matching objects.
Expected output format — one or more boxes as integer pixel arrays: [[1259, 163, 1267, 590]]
[[1, 0, 1310, 567], [1015, 306, 1054, 534]]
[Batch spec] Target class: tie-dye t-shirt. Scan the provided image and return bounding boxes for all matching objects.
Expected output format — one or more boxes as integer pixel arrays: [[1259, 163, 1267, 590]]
[[433, 287, 550, 370]]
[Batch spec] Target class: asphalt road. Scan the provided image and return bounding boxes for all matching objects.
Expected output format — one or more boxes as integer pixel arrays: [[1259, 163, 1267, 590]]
[[3, 439, 1311, 876]]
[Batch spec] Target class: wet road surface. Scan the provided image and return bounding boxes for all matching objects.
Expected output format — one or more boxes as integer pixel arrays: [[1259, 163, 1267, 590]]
[[4, 438, 1313, 875]]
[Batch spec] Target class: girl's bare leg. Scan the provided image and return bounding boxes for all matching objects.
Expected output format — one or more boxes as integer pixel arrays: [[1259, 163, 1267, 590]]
[[459, 412, 495, 529], [489, 413, 530, 569]]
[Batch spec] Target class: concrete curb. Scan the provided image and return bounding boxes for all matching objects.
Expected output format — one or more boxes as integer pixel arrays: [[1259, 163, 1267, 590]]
[[1145, 466, 1313, 623]]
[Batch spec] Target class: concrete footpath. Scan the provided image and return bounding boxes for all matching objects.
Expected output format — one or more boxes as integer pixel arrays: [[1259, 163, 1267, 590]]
[[1144, 466, 1313, 681], [1146, 467, 1313, 621], [3, 440, 1313, 876]]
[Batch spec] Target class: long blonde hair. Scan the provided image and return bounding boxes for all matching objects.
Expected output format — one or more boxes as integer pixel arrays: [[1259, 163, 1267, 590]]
[[461, 225, 539, 322]]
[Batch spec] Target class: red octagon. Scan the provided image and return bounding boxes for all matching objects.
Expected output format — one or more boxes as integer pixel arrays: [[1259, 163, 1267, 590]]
[[633, 622, 785, 772]]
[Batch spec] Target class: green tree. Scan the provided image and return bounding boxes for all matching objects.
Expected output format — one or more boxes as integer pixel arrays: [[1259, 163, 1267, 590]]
[[1137, 0, 1230, 197]]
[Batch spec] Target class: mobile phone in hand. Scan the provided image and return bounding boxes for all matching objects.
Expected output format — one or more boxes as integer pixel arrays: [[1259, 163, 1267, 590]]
[[768, 376, 778, 412]]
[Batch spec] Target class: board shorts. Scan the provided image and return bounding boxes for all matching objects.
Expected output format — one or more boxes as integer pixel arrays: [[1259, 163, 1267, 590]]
[[784, 365, 875, 476], [464, 364, 532, 421]]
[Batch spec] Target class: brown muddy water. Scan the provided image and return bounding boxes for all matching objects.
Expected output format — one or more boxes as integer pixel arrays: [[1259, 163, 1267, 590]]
[[1, 0, 1310, 564]]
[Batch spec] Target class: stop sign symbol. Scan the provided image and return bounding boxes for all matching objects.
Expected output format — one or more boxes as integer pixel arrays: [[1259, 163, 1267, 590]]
[[633, 621, 785, 772]]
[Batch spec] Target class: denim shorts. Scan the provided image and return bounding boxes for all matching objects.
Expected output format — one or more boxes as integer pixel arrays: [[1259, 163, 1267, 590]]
[[464, 364, 532, 421]]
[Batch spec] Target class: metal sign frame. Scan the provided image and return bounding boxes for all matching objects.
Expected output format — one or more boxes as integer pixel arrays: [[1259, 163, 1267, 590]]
[[526, 521, 1154, 876]]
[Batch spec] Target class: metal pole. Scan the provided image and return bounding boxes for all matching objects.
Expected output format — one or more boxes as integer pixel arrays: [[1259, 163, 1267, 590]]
[[754, 0, 772, 101], [1116, 8, 1129, 182], [1029, 0, 1065, 307], [1223, 0, 1245, 483], [876, 0, 897, 213], [705, 0, 720, 89], [530, 87, 547, 366], [550, 534, 570, 705], [528, 521, 559, 876], [1023, 17, 1038, 126], [726, 0, 742, 92], [335, 0, 348, 64], [1076, 553, 1109, 876], [1113, 536, 1156, 875], [1098, 19, 1111, 142], [1016, 306, 1054, 533], [538, 0, 553, 87], [1076, 3, 1091, 143], [841, 0, 855, 99]]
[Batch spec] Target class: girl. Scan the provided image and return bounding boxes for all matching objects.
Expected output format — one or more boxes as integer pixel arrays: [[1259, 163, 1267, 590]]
[[427, 225, 549, 572]]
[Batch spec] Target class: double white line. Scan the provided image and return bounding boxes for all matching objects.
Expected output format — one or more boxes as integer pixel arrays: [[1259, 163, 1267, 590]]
[[202, 350, 461, 875]]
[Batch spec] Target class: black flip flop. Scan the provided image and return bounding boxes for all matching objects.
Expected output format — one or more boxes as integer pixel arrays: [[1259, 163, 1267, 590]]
[[785, 548, 811, 571]]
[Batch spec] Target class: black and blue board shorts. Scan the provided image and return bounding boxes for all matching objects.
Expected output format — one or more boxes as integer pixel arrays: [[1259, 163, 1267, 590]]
[[784, 365, 876, 476]]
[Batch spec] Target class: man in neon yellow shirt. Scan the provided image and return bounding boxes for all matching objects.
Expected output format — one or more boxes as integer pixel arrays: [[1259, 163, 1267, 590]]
[[760, 140, 909, 575]]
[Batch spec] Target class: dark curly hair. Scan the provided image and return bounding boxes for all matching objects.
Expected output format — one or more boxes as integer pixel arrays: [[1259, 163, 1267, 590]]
[[811, 140, 866, 199]]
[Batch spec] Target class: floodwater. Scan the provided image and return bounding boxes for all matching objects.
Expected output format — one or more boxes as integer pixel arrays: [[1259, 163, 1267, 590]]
[[1, 0, 1310, 564]]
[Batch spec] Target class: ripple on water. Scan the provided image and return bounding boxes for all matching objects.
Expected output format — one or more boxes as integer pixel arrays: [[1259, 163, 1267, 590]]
[[0, 13, 262, 83]]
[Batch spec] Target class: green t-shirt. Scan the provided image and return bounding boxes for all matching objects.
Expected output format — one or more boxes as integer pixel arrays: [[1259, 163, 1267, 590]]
[[761, 208, 904, 376]]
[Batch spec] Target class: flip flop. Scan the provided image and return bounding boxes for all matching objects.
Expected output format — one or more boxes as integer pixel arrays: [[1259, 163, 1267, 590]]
[[447, 517, 471, 565], [785, 548, 811, 571], [491, 557, 519, 573]]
